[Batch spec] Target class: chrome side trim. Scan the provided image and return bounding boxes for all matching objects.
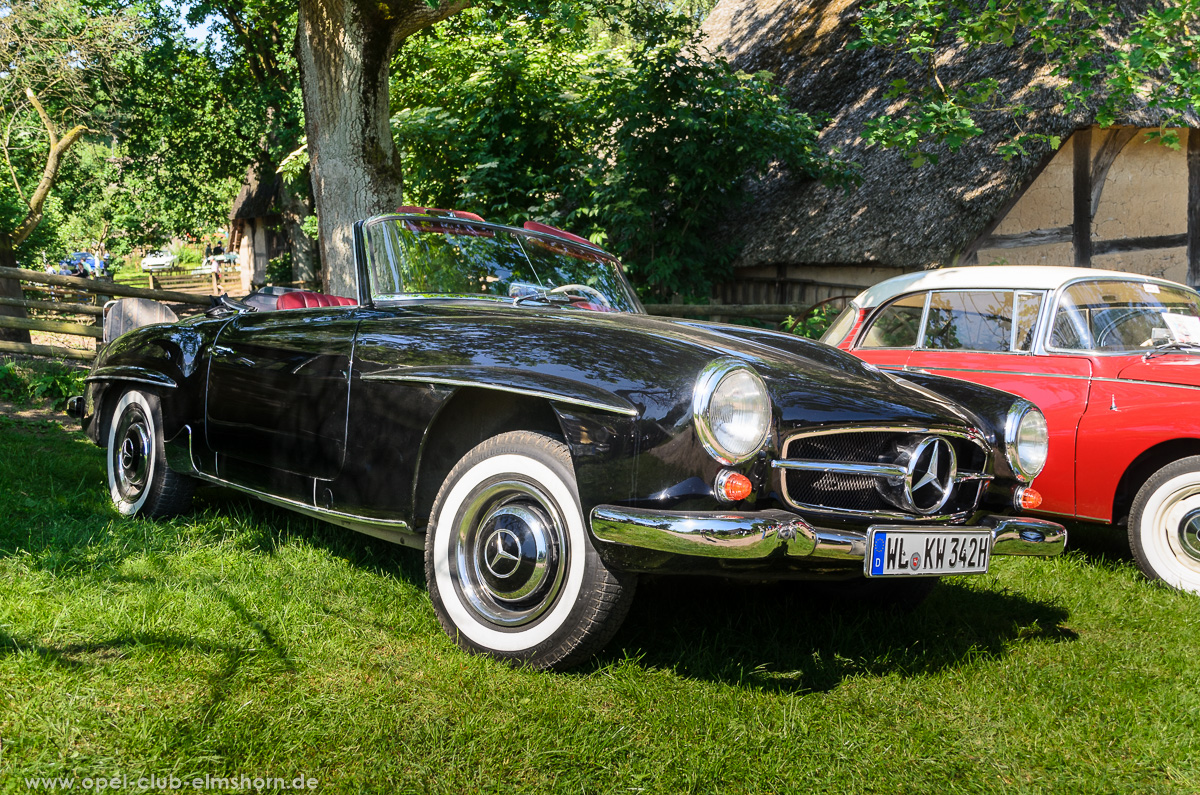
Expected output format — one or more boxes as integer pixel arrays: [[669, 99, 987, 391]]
[[193, 470, 423, 550], [906, 364, 1200, 395], [589, 505, 1066, 565], [361, 372, 639, 417], [85, 366, 177, 389]]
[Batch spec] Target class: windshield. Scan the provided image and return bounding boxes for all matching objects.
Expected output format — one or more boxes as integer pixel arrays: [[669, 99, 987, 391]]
[[1049, 279, 1200, 351], [363, 216, 641, 312]]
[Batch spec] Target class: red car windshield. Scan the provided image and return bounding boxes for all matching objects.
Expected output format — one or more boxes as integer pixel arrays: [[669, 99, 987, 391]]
[[1050, 280, 1200, 352]]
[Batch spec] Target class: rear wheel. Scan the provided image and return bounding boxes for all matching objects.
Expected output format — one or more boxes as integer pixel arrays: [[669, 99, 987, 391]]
[[425, 431, 636, 669], [106, 390, 194, 517], [1129, 456, 1200, 593]]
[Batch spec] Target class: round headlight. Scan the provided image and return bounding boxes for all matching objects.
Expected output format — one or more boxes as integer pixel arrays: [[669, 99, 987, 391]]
[[1005, 402, 1048, 481], [693, 360, 772, 465]]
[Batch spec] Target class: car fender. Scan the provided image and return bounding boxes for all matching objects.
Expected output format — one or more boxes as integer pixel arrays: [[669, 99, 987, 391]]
[[1077, 379, 1200, 522], [84, 319, 223, 445]]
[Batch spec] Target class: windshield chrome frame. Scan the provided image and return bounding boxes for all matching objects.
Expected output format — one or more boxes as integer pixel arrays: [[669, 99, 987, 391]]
[[357, 213, 644, 313], [1041, 275, 1200, 357]]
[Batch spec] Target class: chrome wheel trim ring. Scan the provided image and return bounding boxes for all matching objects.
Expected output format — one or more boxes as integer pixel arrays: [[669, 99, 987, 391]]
[[109, 401, 150, 506], [1180, 509, 1200, 563], [453, 479, 567, 627]]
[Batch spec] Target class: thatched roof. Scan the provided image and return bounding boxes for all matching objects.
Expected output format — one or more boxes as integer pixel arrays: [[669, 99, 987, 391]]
[[230, 168, 280, 221], [700, 0, 1197, 271]]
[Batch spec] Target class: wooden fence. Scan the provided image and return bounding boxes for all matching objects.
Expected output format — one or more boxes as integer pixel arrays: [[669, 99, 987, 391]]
[[0, 267, 211, 362]]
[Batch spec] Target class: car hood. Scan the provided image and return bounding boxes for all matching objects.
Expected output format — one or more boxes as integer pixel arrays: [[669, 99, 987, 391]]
[[1117, 353, 1200, 388], [360, 304, 979, 432]]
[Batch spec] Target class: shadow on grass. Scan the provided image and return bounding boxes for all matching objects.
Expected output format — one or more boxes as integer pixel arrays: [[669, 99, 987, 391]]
[[0, 628, 257, 670], [597, 575, 1075, 692], [0, 479, 426, 588], [1060, 518, 1135, 567], [192, 489, 428, 585]]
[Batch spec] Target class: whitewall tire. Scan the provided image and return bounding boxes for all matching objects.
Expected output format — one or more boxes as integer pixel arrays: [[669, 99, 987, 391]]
[[106, 390, 194, 518], [425, 431, 635, 669], [1129, 456, 1200, 594]]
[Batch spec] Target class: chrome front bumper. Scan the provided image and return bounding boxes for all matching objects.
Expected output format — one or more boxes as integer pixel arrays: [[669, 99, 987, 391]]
[[589, 506, 1066, 571]]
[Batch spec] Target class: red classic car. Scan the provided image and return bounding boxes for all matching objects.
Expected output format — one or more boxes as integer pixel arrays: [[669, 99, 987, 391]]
[[824, 265, 1200, 593]]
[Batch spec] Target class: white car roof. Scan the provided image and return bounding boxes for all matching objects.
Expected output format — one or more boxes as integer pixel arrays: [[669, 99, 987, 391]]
[[853, 265, 1187, 308]]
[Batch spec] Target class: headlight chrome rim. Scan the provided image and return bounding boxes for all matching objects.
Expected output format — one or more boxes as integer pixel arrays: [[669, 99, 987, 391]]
[[1004, 401, 1048, 482], [693, 358, 772, 466]]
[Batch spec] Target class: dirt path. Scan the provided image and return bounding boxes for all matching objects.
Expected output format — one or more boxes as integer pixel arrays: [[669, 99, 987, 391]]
[[0, 399, 79, 426]]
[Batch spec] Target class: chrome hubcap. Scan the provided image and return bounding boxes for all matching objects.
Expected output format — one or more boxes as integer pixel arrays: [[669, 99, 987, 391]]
[[112, 407, 151, 503], [454, 480, 566, 627], [1178, 509, 1200, 563]]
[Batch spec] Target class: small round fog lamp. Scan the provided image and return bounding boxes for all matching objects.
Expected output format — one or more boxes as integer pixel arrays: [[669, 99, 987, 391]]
[[715, 470, 753, 504], [1015, 486, 1043, 511]]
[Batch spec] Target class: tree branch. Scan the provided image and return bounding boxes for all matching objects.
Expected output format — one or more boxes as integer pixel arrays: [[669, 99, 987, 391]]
[[3, 110, 27, 205], [12, 120, 87, 245], [24, 86, 58, 149]]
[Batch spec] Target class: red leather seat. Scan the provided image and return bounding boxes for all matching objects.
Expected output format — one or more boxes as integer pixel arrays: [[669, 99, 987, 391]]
[[276, 291, 358, 310]]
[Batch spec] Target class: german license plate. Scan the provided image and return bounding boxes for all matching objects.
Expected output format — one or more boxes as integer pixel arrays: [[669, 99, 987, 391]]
[[865, 527, 992, 577]]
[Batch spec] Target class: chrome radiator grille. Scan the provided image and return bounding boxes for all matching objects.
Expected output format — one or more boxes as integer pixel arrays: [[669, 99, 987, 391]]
[[772, 426, 993, 522]]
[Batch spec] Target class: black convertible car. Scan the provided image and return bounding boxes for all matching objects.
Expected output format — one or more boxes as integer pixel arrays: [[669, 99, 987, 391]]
[[71, 209, 1066, 669]]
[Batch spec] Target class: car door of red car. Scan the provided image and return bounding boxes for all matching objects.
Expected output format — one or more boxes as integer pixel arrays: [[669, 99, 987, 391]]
[[855, 288, 1092, 518]]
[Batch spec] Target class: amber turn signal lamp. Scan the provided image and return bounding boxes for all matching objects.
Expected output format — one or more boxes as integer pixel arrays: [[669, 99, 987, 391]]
[[1015, 486, 1042, 511], [715, 470, 753, 503]]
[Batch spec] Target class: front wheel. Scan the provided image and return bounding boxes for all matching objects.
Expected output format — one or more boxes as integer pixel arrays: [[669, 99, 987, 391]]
[[106, 390, 194, 517], [425, 431, 636, 670], [1129, 456, 1200, 593]]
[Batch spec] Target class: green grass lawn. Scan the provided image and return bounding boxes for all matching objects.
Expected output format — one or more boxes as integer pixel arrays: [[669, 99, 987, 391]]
[[2, 416, 1199, 793]]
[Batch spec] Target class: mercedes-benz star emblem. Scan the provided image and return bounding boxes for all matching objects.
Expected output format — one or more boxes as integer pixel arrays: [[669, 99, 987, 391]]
[[484, 528, 523, 578], [905, 437, 957, 514]]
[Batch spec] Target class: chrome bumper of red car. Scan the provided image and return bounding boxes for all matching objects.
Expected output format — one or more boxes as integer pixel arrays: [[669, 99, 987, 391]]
[[588, 506, 1066, 567]]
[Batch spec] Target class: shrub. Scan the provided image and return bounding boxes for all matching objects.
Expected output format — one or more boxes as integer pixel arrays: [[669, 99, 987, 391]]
[[781, 304, 843, 340], [267, 252, 293, 285], [0, 360, 87, 409]]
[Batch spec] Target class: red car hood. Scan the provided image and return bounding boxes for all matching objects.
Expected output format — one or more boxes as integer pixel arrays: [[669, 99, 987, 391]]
[[1117, 353, 1200, 388]]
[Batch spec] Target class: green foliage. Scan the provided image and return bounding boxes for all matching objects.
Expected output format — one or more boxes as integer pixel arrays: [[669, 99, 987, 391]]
[[0, 360, 86, 409], [267, 252, 293, 284], [392, 8, 849, 300], [168, 242, 202, 267], [0, 0, 142, 253], [854, 0, 1200, 164], [782, 304, 842, 340]]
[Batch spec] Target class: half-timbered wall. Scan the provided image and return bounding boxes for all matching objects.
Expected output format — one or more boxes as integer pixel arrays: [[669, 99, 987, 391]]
[[973, 126, 1195, 285]]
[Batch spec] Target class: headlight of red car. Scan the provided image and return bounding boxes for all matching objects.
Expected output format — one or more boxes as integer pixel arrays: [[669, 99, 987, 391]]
[[1005, 402, 1048, 481]]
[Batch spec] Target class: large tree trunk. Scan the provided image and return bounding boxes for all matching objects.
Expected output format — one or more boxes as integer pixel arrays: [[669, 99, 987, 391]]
[[296, 0, 465, 298]]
